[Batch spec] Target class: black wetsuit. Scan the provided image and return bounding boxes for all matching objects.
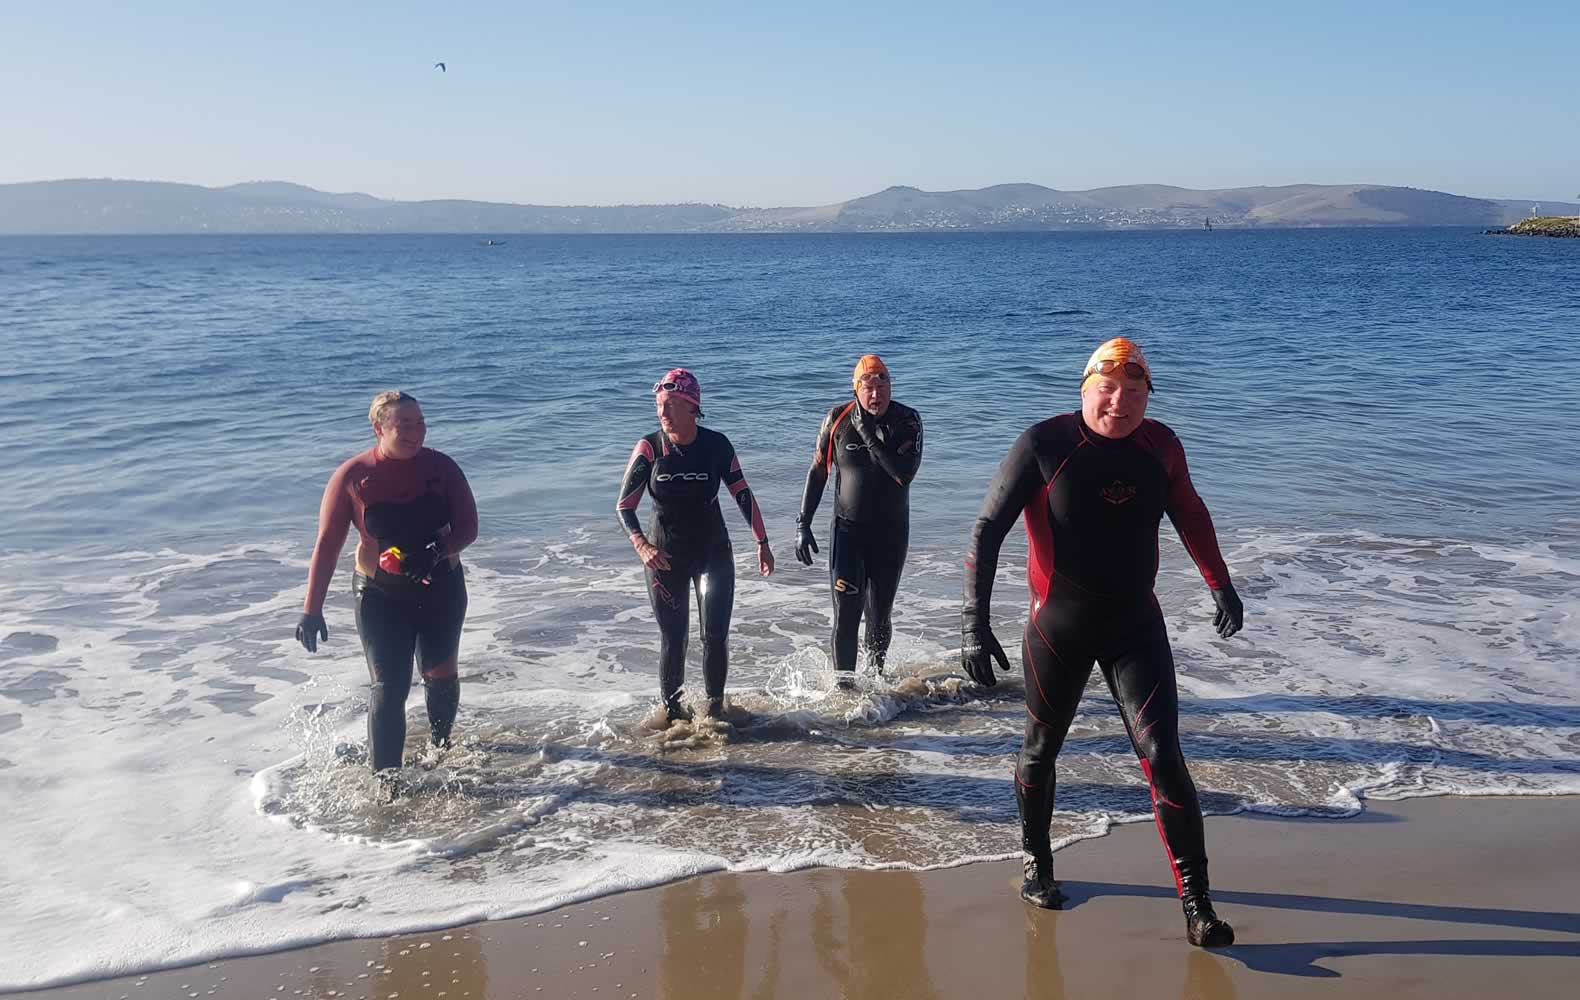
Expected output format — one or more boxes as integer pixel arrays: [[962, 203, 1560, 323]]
[[798, 401, 923, 674], [617, 426, 768, 711], [963, 414, 1232, 896], [309, 446, 478, 771]]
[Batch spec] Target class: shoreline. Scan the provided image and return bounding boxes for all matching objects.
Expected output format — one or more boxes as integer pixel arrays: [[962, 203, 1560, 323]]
[[11, 793, 1579, 999]]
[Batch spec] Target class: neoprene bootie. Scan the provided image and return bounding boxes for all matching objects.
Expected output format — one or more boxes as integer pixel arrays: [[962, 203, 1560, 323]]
[[1178, 859, 1234, 947]]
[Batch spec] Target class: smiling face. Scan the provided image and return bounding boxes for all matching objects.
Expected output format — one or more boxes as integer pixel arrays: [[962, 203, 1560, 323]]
[[1081, 373, 1149, 439], [373, 399, 426, 458]]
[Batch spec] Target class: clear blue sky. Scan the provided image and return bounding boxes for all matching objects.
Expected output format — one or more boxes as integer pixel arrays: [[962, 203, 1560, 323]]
[[4, 1, 1576, 205]]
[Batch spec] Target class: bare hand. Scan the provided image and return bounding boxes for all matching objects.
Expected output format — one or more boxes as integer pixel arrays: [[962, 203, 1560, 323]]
[[757, 542, 775, 577], [633, 535, 672, 571]]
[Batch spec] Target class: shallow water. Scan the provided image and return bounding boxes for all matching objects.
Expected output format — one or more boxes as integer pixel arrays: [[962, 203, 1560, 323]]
[[1, 229, 1576, 987]]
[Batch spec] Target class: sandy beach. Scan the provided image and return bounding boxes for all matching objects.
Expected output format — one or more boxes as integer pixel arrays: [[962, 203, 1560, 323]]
[[13, 794, 1578, 999]]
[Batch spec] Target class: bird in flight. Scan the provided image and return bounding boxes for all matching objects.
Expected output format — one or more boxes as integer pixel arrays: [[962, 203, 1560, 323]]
[[434, 62, 446, 72]]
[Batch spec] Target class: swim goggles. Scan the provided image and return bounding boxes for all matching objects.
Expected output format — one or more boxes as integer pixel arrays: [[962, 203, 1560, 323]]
[[855, 371, 891, 385], [653, 379, 692, 393], [1085, 360, 1149, 381]]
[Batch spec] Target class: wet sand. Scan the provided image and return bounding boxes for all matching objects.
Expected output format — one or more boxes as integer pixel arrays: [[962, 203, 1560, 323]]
[[13, 795, 1579, 999]]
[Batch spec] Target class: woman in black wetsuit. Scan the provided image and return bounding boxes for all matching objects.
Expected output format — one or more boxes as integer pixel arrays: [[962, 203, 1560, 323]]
[[961, 338, 1244, 947], [294, 390, 479, 775], [616, 369, 775, 723]]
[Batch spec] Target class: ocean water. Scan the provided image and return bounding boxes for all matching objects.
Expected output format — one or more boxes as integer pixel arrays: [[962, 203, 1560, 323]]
[[1, 229, 1577, 989]]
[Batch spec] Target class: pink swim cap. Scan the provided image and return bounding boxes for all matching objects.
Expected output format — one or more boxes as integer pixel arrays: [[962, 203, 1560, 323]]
[[653, 367, 701, 409]]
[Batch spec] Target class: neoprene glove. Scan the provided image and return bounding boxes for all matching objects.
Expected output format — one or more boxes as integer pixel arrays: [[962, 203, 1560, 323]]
[[295, 612, 328, 653], [1211, 585, 1244, 638], [961, 625, 1011, 687], [794, 522, 819, 566], [851, 404, 879, 445], [401, 541, 443, 583]]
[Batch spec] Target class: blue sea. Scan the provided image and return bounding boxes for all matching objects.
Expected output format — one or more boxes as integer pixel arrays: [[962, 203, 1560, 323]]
[[1, 229, 1577, 988]]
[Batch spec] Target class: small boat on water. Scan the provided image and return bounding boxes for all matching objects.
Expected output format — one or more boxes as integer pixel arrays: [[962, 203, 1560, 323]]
[[1204, 217, 1213, 231]]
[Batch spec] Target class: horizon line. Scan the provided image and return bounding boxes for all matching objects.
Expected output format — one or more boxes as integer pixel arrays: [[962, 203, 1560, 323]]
[[6, 175, 1574, 211]]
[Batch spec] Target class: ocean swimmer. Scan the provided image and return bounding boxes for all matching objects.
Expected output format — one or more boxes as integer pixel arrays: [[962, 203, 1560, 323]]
[[616, 368, 775, 723], [794, 354, 924, 686], [960, 338, 1244, 947], [295, 391, 479, 775]]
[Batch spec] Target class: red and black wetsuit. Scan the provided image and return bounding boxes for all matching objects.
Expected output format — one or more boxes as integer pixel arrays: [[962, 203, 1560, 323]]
[[616, 426, 768, 711], [308, 446, 478, 771], [963, 413, 1231, 896], [797, 400, 923, 674]]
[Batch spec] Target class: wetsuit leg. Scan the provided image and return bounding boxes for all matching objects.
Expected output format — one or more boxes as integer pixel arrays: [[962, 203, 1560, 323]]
[[695, 538, 736, 702], [415, 565, 467, 748], [1097, 603, 1205, 896], [860, 523, 908, 673], [353, 574, 418, 772], [646, 556, 692, 712], [1017, 599, 1098, 862], [828, 517, 868, 674]]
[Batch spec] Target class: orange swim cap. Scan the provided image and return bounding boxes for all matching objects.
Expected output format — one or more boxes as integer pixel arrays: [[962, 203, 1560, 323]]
[[852, 354, 890, 387], [1080, 337, 1152, 392]]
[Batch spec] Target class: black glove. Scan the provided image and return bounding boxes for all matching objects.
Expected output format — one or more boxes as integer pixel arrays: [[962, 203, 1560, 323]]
[[295, 612, 328, 653], [794, 521, 819, 566], [961, 625, 1011, 686], [1211, 585, 1244, 638], [401, 541, 443, 583], [851, 404, 879, 446]]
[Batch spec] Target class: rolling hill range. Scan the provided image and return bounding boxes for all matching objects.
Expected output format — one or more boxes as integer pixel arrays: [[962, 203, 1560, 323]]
[[1, 178, 1571, 234]]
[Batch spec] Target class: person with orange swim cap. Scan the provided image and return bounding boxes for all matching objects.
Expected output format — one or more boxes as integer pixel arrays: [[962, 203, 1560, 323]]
[[795, 354, 924, 687], [960, 336, 1244, 947]]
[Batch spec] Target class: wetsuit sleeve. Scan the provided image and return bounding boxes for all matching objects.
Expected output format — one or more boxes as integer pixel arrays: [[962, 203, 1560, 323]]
[[721, 440, 769, 544], [796, 407, 837, 524], [616, 438, 655, 538], [441, 456, 479, 556], [963, 429, 1046, 630], [861, 405, 923, 486], [304, 463, 354, 616], [1160, 434, 1233, 590]]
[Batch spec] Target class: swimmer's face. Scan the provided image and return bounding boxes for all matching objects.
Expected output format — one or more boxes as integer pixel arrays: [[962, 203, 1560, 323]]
[[1081, 375, 1148, 439], [373, 400, 426, 458], [656, 394, 699, 441], [855, 371, 891, 416]]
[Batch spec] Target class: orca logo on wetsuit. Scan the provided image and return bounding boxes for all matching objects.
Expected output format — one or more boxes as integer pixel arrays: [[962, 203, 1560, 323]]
[[1101, 480, 1138, 505], [656, 472, 711, 482]]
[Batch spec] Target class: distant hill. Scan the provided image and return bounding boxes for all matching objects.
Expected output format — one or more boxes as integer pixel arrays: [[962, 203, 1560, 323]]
[[0, 179, 734, 235], [1, 178, 1573, 235], [720, 183, 1575, 231]]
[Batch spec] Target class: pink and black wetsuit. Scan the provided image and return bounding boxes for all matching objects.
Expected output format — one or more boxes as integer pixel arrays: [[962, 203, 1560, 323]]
[[308, 446, 478, 770], [963, 413, 1232, 897], [616, 426, 768, 712]]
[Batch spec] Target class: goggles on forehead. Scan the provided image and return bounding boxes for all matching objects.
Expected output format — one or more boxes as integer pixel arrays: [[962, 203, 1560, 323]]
[[1086, 359, 1149, 380], [855, 371, 890, 386], [653, 380, 693, 394]]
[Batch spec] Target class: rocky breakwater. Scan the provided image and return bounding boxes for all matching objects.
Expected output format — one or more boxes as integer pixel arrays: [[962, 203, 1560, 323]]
[[1488, 216, 1580, 237]]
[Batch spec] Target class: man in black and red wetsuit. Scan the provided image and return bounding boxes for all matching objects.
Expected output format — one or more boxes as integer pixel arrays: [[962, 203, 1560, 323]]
[[795, 354, 924, 686], [961, 337, 1244, 948]]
